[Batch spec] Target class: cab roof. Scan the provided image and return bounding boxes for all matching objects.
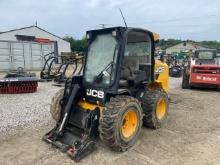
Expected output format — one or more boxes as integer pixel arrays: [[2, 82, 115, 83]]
[[87, 26, 160, 41]]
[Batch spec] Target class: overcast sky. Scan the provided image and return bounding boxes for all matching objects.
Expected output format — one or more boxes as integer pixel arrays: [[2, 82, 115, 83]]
[[0, 0, 220, 41]]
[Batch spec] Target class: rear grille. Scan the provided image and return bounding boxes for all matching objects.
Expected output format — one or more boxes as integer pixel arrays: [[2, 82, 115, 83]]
[[193, 67, 220, 74]]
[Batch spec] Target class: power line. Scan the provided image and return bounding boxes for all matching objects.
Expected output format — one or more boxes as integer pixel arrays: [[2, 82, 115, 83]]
[[91, 23, 220, 30], [127, 12, 220, 25], [169, 23, 220, 28], [162, 29, 220, 36], [146, 23, 220, 28], [104, 12, 220, 26]]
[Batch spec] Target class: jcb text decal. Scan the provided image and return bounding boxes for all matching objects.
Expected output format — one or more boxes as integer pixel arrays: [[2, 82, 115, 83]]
[[155, 66, 165, 74], [86, 89, 104, 99]]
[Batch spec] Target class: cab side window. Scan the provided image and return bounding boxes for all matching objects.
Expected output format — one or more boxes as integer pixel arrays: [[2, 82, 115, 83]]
[[122, 31, 152, 82], [125, 31, 151, 64]]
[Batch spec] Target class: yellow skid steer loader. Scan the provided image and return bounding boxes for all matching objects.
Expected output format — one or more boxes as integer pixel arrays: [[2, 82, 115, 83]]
[[43, 27, 169, 161]]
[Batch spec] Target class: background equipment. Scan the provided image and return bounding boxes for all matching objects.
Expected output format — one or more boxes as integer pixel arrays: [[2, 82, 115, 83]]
[[168, 55, 183, 77], [167, 52, 191, 77], [40, 52, 57, 81], [0, 67, 38, 94], [182, 49, 220, 89], [40, 52, 84, 85]]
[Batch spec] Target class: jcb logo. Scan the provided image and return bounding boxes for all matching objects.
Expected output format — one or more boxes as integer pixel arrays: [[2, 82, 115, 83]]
[[86, 89, 104, 99], [155, 66, 165, 74]]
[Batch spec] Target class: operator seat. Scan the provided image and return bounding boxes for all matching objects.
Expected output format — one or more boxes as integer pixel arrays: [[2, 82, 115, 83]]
[[120, 56, 147, 87]]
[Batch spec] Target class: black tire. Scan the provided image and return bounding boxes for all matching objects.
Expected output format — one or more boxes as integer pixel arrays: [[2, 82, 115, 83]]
[[99, 95, 143, 152], [169, 68, 174, 77], [142, 89, 169, 129], [50, 88, 64, 122], [169, 67, 182, 78], [182, 70, 190, 89]]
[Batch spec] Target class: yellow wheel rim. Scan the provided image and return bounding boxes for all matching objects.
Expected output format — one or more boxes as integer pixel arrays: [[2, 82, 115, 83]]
[[121, 109, 138, 138], [156, 99, 166, 120]]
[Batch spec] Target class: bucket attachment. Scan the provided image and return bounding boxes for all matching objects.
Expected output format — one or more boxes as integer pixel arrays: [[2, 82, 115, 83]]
[[43, 107, 99, 162], [43, 80, 99, 162]]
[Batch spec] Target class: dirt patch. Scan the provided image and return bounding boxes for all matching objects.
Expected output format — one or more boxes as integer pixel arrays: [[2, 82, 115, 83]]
[[1, 78, 220, 165]]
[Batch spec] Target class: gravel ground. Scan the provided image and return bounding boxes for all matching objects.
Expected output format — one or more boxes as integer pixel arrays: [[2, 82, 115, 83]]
[[0, 82, 60, 140], [0, 77, 220, 165], [0, 65, 81, 140], [0, 77, 180, 139]]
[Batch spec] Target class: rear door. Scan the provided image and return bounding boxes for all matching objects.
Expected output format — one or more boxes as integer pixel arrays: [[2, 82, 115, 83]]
[[30, 43, 43, 70], [11, 42, 25, 69], [31, 42, 55, 70], [42, 42, 54, 56], [0, 41, 11, 70]]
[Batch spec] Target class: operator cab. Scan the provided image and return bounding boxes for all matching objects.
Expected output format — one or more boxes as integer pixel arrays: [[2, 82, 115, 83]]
[[83, 27, 156, 97], [194, 50, 217, 65]]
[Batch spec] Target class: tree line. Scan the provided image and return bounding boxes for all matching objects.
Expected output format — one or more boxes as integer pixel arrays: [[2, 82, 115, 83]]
[[158, 39, 220, 51], [63, 36, 220, 54], [63, 36, 87, 54]]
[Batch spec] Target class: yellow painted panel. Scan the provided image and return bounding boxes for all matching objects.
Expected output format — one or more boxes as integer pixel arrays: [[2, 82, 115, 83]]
[[78, 100, 104, 111], [154, 60, 169, 92], [152, 32, 160, 41]]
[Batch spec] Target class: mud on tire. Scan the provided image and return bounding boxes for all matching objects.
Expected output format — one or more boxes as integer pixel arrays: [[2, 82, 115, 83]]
[[99, 95, 143, 152], [50, 88, 64, 122], [142, 89, 169, 129]]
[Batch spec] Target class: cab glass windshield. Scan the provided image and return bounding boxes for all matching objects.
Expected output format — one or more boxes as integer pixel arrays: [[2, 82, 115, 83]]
[[84, 33, 118, 87]]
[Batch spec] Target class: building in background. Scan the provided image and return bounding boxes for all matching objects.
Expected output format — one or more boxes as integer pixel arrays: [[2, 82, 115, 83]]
[[0, 25, 70, 70], [166, 42, 209, 54]]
